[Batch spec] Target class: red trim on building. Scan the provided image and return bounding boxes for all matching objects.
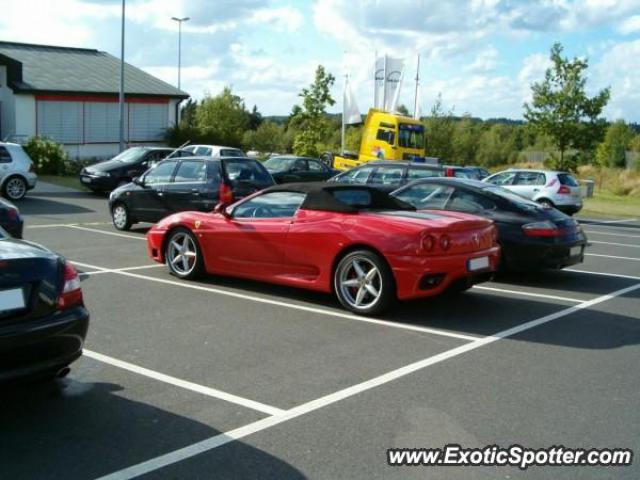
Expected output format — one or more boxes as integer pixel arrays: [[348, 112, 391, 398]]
[[35, 94, 169, 104]]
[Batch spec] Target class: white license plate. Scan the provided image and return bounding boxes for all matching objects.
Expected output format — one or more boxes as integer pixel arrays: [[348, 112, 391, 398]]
[[468, 256, 490, 271], [81, 176, 91, 183], [570, 246, 582, 257], [0, 288, 25, 313]]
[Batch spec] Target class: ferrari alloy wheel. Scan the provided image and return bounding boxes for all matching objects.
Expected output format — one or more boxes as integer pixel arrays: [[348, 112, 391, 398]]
[[111, 203, 132, 231], [3, 176, 27, 200], [334, 250, 394, 315], [165, 228, 203, 279]]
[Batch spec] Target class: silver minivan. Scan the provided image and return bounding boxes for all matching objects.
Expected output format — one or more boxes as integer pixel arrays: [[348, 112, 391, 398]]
[[0, 142, 38, 201], [483, 169, 582, 215]]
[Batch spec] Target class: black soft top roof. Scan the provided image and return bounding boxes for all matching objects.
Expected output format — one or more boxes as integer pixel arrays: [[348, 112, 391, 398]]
[[262, 182, 415, 213]]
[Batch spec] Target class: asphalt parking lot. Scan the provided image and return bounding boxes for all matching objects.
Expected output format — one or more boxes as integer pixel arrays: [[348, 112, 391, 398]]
[[4, 182, 640, 480]]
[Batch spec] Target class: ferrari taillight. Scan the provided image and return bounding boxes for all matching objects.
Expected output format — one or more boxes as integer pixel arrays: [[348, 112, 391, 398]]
[[218, 183, 234, 204], [421, 234, 435, 252], [439, 234, 451, 251], [57, 261, 83, 310]]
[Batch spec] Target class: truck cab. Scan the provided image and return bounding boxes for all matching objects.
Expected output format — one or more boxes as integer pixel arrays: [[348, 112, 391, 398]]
[[332, 109, 426, 171]]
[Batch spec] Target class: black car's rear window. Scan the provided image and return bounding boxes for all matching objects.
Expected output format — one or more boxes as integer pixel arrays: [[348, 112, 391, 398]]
[[221, 149, 244, 157], [223, 159, 273, 187], [558, 173, 579, 187]]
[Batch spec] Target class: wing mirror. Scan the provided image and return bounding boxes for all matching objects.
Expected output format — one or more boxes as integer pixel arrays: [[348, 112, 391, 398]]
[[213, 202, 231, 218], [132, 176, 144, 186]]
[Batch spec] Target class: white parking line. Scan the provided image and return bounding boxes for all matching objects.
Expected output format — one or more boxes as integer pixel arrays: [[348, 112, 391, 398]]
[[70, 260, 478, 341], [66, 224, 146, 240], [585, 230, 640, 239], [84, 350, 284, 416], [585, 253, 640, 262], [589, 240, 640, 248], [565, 268, 640, 281], [97, 281, 640, 480], [472, 285, 582, 303], [25, 221, 110, 229], [580, 217, 638, 224], [79, 264, 165, 275]]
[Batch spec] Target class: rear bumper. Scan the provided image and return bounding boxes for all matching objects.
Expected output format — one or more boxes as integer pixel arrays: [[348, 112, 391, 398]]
[[555, 204, 582, 215], [389, 246, 500, 300], [504, 240, 586, 270], [0, 306, 89, 383]]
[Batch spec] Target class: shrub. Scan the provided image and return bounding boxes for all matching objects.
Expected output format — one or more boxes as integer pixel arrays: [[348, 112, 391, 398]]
[[23, 136, 70, 175]]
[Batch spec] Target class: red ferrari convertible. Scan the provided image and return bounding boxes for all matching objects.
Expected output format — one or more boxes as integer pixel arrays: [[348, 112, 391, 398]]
[[146, 183, 500, 315]]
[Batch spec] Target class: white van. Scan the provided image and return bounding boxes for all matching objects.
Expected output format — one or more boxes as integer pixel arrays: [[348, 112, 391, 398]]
[[0, 142, 38, 200]]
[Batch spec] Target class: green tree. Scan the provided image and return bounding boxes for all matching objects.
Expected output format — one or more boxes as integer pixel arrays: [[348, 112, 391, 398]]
[[451, 116, 480, 165], [396, 104, 410, 116], [475, 124, 515, 167], [196, 87, 250, 147], [291, 66, 336, 157], [423, 96, 455, 161], [524, 42, 610, 171], [248, 105, 263, 131], [253, 121, 285, 154], [596, 120, 632, 168], [179, 99, 198, 127]]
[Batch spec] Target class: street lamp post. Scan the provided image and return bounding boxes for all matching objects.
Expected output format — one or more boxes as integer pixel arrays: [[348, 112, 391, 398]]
[[171, 16, 189, 90], [118, 0, 126, 152]]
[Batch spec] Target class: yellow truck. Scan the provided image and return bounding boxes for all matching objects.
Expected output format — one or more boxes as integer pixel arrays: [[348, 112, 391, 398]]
[[322, 108, 428, 171]]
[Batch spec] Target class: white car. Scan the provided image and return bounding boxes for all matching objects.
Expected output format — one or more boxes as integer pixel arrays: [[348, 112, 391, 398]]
[[0, 142, 38, 201], [180, 145, 245, 158], [483, 169, 582, 215]]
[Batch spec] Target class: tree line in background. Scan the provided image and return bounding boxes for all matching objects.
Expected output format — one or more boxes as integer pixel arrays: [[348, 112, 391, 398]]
[[165, 43, 640, 173]]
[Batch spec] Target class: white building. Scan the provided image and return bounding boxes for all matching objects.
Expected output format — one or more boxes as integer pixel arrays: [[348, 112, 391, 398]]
[[0, 41, 188, 159]]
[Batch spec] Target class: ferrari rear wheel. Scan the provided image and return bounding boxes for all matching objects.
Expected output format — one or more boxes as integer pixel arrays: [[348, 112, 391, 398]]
[[334, 250, 394, 315], [165, 228, 203, 279]]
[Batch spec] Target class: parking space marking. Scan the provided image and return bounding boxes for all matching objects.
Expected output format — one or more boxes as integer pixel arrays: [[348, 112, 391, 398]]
[[26, 221, 110, 229], [589, 240, 640, 248], [84, 350, 285, 416], [579, 217, 638, 224], [584, 230, 640, 239], [585, 253, 640, 262], [79, 264, 165, 275], [65, 224, 146, 241], [565, 268, 640, 281], [70, 260, 479, 341], [472, 285, 582, 303], [97, 281, 640, 480]]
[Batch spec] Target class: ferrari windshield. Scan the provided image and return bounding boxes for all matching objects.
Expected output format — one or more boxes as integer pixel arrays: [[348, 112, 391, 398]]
[[398, 124, 425, 149]]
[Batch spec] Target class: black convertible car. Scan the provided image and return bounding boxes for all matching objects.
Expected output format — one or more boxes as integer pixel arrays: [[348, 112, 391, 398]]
[[0, 229, 89, 382], [392, 178, 588, 270]]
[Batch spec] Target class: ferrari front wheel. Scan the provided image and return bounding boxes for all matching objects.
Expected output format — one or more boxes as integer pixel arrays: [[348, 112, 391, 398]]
[[165, 228, 203, 279], [334, 250, 395, 315]]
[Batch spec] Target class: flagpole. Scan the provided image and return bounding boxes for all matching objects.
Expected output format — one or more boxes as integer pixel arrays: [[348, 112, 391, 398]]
[[413, 54, 420, 119], [382, 54, 388, 111], [373, 50, 378, 108], [342, 74, 347, 154]]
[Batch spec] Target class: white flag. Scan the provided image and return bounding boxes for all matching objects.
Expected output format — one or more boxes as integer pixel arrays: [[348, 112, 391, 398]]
[[373, 55, 405, 111], [343, 77, 362, 124], [414, 83, 421, 120]]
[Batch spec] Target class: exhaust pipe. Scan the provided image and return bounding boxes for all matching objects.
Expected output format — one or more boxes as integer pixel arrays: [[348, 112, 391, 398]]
[[56, 366, 71, 378]]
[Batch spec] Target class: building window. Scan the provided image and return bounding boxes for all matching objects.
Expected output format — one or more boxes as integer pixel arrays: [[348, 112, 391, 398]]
[[36, 98, 169, 144]]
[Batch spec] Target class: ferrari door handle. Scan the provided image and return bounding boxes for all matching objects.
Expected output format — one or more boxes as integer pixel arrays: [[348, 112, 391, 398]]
[[191, 189, 200, 195]]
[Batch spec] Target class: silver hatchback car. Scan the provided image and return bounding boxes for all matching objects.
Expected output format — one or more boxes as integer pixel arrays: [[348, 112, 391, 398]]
[[483, 169, 582, 215], [0, 142, 38, 201]]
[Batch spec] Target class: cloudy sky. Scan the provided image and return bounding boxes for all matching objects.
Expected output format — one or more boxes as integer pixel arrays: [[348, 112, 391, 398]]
[[2, 0, 640, 120]]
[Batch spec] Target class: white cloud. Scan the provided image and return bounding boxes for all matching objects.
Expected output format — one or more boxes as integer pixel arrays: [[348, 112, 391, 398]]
[[617, 14, 640, 34], [465, 46, 499, 73]]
